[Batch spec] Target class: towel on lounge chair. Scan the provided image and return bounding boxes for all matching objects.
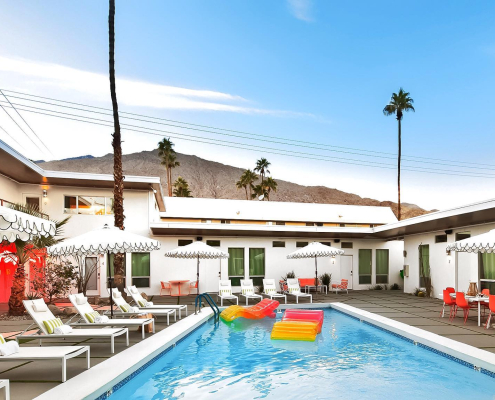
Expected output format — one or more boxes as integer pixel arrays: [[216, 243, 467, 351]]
[[96, 315, 110, 323], [54, 325, 73, 335], [0, 340, 20, 356]]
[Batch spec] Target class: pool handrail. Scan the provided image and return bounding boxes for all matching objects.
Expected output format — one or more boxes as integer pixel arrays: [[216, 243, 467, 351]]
[[195, 293, 220, 322]]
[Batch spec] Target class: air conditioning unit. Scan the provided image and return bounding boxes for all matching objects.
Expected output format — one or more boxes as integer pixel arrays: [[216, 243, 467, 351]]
[[403, 265, 409, 277]]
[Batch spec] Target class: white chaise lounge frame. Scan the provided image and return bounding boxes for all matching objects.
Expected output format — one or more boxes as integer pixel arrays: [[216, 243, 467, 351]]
[[217, 280, 239, 306], [240, 279, 263, 305], [68, 294, 155, 340], [125, 286, 188, 318], [262, 279, 287, 304], [108, 289, 176, 325], [286, 279, 313, 304], [20, 300, 129, 353], [0, 345, 89, 382]]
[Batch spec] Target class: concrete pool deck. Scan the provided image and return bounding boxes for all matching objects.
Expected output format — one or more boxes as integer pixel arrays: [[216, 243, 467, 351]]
[[1, 291, 495, 399]]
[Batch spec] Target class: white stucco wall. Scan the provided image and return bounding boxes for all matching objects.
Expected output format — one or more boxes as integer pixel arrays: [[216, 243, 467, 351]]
[[0, 174, 22, 203], [403, 223, 495, 298]]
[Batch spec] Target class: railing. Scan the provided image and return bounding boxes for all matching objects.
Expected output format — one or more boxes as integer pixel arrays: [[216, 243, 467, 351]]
[[195, 293, 220, 322], [0, 198, 49, 220]]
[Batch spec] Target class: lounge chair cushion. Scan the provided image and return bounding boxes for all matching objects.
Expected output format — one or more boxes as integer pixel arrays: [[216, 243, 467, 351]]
[[85, 311, 101, 323], [113, 291, 122, 298], [33, 299, 48, 312], [120, 303, 130, 312], [138, 300, 147, 307], [76, 296, 88, 305], [0, 334, 5, 344], [43, 318, 64, 334], [130, 286, 138, 294]]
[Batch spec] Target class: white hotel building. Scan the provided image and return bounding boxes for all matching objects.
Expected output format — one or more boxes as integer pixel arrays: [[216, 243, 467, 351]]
[[1, 138, 495, 299]]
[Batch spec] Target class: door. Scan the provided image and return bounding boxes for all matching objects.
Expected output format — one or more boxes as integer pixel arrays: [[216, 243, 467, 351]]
[[340, 255, 353, 289], [201, 259, 222, 293], [23, 195, 41, 211], [85, 257, 99, 294]]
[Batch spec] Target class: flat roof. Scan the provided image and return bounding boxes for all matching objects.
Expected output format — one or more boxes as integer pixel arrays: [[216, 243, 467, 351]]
[[0, 139, 165, 211], [160, 197, 398, 224]]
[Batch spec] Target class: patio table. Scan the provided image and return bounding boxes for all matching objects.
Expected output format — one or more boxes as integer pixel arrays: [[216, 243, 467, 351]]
[[169, 280, 190, 297], [449, 293, 489, 326]]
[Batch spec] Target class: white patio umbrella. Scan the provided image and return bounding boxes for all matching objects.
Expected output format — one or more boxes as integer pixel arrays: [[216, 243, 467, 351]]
[[47, 224, 160, 317], [0, 205, 56, 243], [164, 241, 229, 296], [287, 241, 344, 288], [446, 230, 495, 253]]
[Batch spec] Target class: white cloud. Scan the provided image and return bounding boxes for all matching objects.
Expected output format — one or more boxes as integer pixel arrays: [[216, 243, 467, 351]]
[[287, 0, 314, 22], [0, 56, 313, 117]]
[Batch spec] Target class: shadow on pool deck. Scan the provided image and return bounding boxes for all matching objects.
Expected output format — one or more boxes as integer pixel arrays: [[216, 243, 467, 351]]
[[1, 291, 495, 399]]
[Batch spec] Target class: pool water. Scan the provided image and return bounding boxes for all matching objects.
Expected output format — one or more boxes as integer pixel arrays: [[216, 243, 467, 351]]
[[109, 309, 495, 400]]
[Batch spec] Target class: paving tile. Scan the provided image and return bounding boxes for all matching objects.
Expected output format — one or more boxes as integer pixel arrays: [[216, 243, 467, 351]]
[[443, 334, 495, 347], [419, 325, 476, 335], [389, 317, 448, 326]]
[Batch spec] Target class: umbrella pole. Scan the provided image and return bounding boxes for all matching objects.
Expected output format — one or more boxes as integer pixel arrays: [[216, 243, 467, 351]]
[[108, 251, 113, 319], [315, 256, 318, 292], [197, 256, 200, 309]]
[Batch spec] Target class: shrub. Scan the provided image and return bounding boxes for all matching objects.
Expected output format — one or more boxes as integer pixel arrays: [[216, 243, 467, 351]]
[[32, 261, 78, 303], [369, 284, 383, 290], [413, 287, 421, 296], [389, 283, 401, 290], [319, 273, 331, 288]]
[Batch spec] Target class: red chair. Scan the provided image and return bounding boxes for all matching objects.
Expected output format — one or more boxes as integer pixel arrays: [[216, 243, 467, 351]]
[[441, 289, 457, 319], [331, 279, 349, 294], [440, 287, 455, 318], [189, 281, 198, 295], [453, 292, 477, 324], [160, 281, 171, 296], [482, 289, 491, 315], [484, 295, 495, 329]]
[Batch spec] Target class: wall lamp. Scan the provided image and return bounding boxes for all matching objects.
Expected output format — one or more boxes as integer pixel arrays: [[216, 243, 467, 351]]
[[331, 256, 336, 264], [42, 189, 47, 198], [446, 249, 452, 264]]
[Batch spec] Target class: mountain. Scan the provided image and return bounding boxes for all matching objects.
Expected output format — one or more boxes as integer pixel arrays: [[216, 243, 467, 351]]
[[39, 149, 432, 220]]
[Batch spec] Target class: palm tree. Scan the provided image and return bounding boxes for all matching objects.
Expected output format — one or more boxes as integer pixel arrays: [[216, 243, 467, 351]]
[[7, 205, 70, 315], [158, 138, 180, 197], [251, 184, 268, 201], [108, 0, 125, 292], [173, 176, 193, 197], [254, 158, 271, 185], [236, 169, 258, 200], [264, 177, 278, 201], [383, 88, 415, 221]]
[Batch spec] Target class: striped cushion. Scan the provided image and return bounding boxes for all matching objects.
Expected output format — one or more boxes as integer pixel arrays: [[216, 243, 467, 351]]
[[85, 311, 101, 323], [220, 289, 232, 296], [289, 288, 300, 294], [0, 334, 5, 344], [120, 303, 130, 312], [137, 299, 147, 307], [266, 288, 276, 293], [43, 318, 64, 334], [242, 289, 254, 295]]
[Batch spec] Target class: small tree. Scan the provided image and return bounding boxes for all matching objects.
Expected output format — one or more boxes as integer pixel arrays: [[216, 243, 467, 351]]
[[73, 256, 99, 296], [39, 261, 78, 303], [173, 176, 193, 197]]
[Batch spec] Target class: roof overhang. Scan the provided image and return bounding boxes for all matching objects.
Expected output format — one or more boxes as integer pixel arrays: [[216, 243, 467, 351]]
[[150, 222, 378, 239], [0, 139, 165, 211], [373, 199, 495, 239]]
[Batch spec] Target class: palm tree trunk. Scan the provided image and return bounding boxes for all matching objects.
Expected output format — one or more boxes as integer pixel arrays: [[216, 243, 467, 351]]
[[248, 184, 252, 200], [166, 166, 171, 197], [397, 118, 401, 221], [8, 261, 26, 316], [244, 185, 248, 200], [109, 0, 125, 294]]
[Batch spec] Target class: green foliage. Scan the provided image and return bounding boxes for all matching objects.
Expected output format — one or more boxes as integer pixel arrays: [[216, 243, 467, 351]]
[[283, 270, 296, 279], [383, 88, 415, 120], [389, 283, 401, 290], [256, 284, 264, 294], [369, 284, 384, 290], [319, 273, 331, 287], [173, 176, 193, 197], [33, 261, 78, 303], [413, 287, 422, 296], [236, 169, 258, 200], [26, 292, 41, 300]]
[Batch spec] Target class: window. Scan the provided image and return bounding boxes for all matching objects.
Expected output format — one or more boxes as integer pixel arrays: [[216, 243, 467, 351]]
[[376, 249, 389, 284], [228, 248, 244, 286], [435, 234, 447, 243], [479, 253, 495, 294], [221, 220, 230, 224], [178, 239, 193, 246], [296, 241, 309, 248], [339, 224, 345, 227], [107, 253, 126, 287], [206, 240, 221, 247], [132, 253, 150, 287], [275, 222, 286, 226], [64, 195, 114, 215], [25, 196, 40, 211], [341, 242, 353, 249], [315, 222, 323, 227], [249, 248, 265, 286], [455, 232, 471, 241], [320, 242, 331, 246], [419, 244, 430, 287], [306, 222, 314, 226], [272, 241, 285, 248], [358, 249, 372, 285]]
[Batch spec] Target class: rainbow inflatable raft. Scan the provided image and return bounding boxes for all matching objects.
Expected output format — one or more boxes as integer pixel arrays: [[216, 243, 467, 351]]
[[220, 299, 280, 322], [271, 309, 324, 342]]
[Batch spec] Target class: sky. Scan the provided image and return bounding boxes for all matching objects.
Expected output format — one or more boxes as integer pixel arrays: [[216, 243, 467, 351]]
[[1, 1, 495, 210]]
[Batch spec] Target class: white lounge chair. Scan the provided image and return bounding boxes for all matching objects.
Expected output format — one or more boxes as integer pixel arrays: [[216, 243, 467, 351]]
[[68, 294, 155, 339], [109, 289, 176, 325], [240, 279, 263, 305], [262, 279, 287, 304], [20, 299, 128, 353], [218, 280, 238, 306], [125, 285, 188, 318], [286, 279, 312, 304], [0, 378, 9, 400], [0, 334, 89, 383]]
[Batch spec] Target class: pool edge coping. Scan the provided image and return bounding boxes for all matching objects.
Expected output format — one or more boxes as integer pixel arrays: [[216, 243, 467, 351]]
[[32, 308, 214, 400]]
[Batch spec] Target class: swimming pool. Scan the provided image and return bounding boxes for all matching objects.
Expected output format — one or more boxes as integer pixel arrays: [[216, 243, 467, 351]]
[[108, 309, 495, 400]]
